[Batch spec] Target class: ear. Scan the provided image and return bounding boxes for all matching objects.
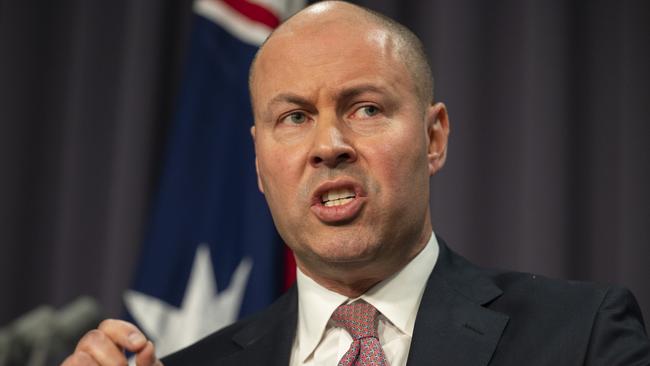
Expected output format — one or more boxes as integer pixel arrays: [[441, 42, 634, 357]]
[[425, 102, 450, 176], [250, 125, 265, 194]]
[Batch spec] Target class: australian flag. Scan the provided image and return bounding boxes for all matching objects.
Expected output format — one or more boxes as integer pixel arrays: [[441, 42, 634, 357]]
[[124, 0, 304, 358]]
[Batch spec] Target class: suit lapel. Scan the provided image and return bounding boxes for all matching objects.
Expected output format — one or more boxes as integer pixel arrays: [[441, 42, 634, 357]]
[[226, 286, 298, 366], [407, 239, 509, 366]]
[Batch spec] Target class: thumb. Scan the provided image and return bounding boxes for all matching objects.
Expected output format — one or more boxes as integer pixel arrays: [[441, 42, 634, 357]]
[[135, 341, 163, 366]]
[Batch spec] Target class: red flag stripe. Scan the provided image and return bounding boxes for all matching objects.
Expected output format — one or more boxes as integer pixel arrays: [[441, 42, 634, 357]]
[[283, 245, 297, 290], [219, 0, 280, 29]]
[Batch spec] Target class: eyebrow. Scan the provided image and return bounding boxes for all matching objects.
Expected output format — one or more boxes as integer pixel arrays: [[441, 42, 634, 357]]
[[266, 83, 390, 110], [267, 93, 311, 109], [337, 84, 388, 101]]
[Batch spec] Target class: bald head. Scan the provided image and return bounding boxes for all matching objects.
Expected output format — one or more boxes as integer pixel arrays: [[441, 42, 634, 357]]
[[249, 1, 433, 113]]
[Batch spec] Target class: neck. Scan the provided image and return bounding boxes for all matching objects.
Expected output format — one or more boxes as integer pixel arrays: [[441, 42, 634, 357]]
[[297, 264, 384, 298], [296, 230, 431, 298]]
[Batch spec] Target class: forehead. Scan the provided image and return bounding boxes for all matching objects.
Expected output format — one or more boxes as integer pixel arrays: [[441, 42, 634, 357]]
[[252, 21, 413, 108]]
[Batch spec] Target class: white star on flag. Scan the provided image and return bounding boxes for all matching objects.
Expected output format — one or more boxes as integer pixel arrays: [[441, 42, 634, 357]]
[[124, 245, 252, 358]]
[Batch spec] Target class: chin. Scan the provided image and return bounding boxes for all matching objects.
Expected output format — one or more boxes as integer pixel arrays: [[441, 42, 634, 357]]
[[311, 237, 381, 264]]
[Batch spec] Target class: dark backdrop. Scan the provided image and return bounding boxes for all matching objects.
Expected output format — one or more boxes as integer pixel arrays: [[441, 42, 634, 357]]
[[1, 0, 649, 331]]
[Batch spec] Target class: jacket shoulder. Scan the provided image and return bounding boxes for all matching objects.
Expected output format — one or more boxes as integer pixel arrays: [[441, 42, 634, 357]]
[[436, 240, 649, 364], [487, 270, 650, 364], [161, 287, 297, 366]]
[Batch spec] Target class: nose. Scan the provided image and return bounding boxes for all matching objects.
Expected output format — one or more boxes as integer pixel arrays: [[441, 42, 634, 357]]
[[308, 117, 357, 168]]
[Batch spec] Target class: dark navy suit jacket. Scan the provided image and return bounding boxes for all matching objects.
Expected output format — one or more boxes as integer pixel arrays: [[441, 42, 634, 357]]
[[163, 238, 650, 365]]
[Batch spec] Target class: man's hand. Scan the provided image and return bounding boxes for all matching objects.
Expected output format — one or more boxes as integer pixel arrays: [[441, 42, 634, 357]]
[[61, 319, 162, 366]]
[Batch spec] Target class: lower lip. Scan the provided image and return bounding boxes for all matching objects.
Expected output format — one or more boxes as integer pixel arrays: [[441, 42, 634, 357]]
[[311, 196, 365, 224]]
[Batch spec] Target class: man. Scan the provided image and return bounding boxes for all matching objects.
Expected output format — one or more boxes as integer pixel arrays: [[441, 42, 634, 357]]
[[63, 1, 650, 365]]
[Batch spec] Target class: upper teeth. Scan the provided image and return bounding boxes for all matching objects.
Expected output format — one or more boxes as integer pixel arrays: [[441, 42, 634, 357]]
[[322, 188, 356, 207]]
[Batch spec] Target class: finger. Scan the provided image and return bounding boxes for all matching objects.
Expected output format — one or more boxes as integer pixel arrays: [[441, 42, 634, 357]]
[[75, 329, 127, 366], [97, 319, 148, 353], [61, 351, 100, 366], [135, 341, 162, 366]]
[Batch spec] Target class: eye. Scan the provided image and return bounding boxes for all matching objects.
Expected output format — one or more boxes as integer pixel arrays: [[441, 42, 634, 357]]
[[351, 105, 381, 119], [281, 111, 308, 125]]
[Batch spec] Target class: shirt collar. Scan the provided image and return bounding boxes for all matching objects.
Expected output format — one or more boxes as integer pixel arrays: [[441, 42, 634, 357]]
[[295, 233, 439, 363]]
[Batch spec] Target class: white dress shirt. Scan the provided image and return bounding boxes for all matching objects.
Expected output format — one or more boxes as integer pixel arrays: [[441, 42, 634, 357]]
[[289, 233, 439, 366]]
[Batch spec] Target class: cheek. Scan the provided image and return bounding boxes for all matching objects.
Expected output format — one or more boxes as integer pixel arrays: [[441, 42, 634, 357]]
[[364, 129, 429, 197], [258, 146, 306, 204]]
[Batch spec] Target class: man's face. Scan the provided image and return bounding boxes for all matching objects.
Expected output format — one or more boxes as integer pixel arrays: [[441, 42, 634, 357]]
[[250, 18, 448, 278]]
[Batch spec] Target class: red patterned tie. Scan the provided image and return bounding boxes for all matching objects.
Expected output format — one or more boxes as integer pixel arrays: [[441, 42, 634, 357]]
[[331, 301, 389, 366]]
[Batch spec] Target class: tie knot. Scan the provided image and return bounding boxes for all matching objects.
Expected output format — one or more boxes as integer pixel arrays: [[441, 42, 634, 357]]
[[331, 301, 379, 340]]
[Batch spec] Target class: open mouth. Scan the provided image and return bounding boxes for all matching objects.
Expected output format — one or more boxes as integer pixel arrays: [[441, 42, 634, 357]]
[[321, 188, 356, 207], [310, 180, 366, 223]]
